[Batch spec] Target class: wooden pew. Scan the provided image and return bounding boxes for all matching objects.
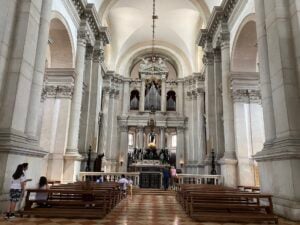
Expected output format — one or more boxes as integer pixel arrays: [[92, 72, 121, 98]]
[[21, 182, 123, 218], [22, 189, 109, 218], [238, 185, 260, 192], [189, 192, 277, 223], [176, 184, 278, 224]]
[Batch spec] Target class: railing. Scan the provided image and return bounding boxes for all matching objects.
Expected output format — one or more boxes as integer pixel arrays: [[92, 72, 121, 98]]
[[176, 174, 223, 185], [79, 172, 140, 186], [79, 172, 223, 187]]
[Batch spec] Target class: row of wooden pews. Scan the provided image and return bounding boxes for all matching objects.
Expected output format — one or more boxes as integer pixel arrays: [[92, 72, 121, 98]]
[[176, 184, 278, 224], [21, 181, 124, 219]]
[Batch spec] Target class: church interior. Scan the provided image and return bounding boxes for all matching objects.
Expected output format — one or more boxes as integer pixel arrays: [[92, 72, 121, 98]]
[[0, 0, 300, 223]]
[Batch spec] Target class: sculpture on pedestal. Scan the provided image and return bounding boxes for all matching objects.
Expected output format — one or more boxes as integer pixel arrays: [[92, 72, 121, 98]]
[[93, 153, 105, 172], [85, 146, 92, 172]]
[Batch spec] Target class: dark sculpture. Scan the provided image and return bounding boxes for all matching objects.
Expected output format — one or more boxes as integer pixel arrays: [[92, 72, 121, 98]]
[[93, 153, 105, 172], [210, 149, 217, 175], [159, 149, 169, 164], [85, 146, 92, 172]]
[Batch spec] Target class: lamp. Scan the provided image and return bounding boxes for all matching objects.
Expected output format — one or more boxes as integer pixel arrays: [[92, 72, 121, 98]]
[[120, 159, 124, 167]]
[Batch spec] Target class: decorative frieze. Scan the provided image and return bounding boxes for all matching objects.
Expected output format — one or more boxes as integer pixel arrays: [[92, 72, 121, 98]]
[[42, 85, 74, 99], [232, 89, 261, 103], [42, 68, 75, 100]]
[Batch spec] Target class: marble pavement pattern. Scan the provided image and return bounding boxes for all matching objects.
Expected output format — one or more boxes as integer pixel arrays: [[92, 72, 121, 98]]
[[0, 194, 299, 225]]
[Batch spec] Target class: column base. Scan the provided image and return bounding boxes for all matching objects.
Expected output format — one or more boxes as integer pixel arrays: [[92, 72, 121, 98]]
[[254, 140, 300, 221], [218, 157, 238, 187], [63, 153, 83, 183], [47, 153, 64, 182]]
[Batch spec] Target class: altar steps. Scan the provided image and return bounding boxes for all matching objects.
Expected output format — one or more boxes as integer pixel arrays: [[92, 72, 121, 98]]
[[132, 188, 176, 196]]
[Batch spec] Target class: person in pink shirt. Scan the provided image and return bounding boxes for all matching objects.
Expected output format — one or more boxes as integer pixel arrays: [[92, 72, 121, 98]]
[[170, 166, 177, 189]]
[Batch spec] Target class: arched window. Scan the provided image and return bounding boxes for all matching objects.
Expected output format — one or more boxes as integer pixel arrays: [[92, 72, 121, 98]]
[[130, 90, 140, 110], [167, 91, 176, 111]]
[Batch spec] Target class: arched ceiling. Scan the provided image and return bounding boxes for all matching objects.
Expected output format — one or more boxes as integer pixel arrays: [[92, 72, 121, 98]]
[[87, 0, 222, 76]]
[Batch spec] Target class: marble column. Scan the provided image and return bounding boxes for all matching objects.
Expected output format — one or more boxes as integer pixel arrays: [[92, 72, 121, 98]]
[[196, 87, 205, 164], [119, 124, 128, 172], [160, 127, 165, 149], [0, 0, 47, 207], [0, 0, 42, 133], [214, 48, 225, 159], [203, 42, 216, 157], [177, 79, 184, 116], [109, 89, 120, 171], [139, 75, 145, 112], [106, 88, 115, 160], [137, 126, 144, 149], [161, 74, 166, 112], [25, 0, 53, 138], [176, 126, 185, 170], [78, 46, 93, 155], [218, 23, 237, 187], [64, 27, 89, 182], [99, 87, 111, 155], [88, 41, 104, 153], [122, 79, 130, 115], [254, 0, 276, 143], [254, 0, 300, 220], [192, 90, 198, 164]]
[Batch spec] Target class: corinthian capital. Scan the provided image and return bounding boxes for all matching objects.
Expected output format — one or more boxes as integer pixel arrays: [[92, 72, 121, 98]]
[[93, 47, 104, 63], [77, 30, 89, 45], [202, 51, 214, 65], [85, 46, 94, 60]]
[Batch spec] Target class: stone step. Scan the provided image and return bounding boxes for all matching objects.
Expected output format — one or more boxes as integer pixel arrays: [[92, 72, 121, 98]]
[[132, 188, 176, 196]]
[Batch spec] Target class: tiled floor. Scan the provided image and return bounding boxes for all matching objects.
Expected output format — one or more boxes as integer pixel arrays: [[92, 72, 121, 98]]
[[1, 194, 299, 225]]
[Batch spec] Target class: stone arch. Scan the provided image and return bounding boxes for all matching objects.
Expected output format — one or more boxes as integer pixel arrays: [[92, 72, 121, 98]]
[[48, 12, 74, 68], [98, 0, 210, 27], [166, 90, 176, 111], [130, 90, 140, 110], [116, 42, 192, 78], [231, 14, 257, 72]]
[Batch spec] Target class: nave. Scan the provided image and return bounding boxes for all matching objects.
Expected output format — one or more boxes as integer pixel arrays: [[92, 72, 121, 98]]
[[0, 192, 298, 225]]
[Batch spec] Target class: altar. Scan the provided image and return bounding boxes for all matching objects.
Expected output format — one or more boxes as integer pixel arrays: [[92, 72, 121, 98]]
[[128, 160, 168, 188]]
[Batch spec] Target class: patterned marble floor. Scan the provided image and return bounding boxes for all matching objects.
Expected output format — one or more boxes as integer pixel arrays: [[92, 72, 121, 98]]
[[1, 194, 299, 225]]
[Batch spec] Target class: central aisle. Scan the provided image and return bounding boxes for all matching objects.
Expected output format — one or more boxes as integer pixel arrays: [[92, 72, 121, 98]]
[[101, 193, 200, 225]]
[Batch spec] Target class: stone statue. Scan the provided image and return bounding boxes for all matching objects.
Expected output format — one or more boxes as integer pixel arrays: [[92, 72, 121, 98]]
[[93, 153, 104, 172]]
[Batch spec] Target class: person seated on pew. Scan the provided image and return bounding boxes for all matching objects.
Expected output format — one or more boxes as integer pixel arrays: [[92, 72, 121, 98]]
[[118, 174, 129, 196], [96, 175, 103, 183], [35, 176, 50, 207]]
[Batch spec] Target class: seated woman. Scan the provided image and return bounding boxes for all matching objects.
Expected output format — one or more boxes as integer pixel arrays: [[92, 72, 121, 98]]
[[35, 176, 49, 207]]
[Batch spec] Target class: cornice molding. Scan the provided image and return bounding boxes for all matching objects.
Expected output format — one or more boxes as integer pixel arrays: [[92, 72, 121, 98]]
[[71, 0, 111, 45], [198, 0, 238, 47]]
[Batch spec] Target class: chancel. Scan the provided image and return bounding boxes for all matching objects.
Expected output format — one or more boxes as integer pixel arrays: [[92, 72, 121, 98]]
[[0, 0, 300, 223]]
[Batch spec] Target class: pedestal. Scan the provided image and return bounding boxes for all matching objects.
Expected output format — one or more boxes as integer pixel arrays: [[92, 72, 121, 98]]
[[63, 154, 83, 183], [219, 158, 237, 187]]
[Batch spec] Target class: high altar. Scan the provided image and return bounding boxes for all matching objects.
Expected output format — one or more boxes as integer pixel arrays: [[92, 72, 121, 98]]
[[121, 57, 177, 188]]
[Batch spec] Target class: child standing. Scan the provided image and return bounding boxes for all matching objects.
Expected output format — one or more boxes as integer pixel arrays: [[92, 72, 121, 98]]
[[5, 164, 26, 219]]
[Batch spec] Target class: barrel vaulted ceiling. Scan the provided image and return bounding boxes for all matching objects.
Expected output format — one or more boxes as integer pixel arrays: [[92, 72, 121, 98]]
[[87, 0, 222, 76]]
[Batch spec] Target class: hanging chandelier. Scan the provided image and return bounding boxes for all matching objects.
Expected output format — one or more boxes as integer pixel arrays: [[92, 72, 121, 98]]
[[151, 0, 158, 67], [139, 0, 168, 77]]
